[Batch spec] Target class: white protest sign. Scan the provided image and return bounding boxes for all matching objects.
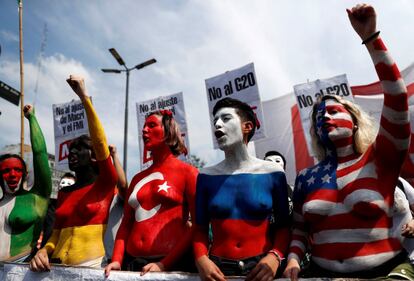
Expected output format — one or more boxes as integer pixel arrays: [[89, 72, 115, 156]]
[[52, 99, 89, 171], [294, 74, 354, 156], [205, 63, 266, 149], [136, 92, 189, 170]]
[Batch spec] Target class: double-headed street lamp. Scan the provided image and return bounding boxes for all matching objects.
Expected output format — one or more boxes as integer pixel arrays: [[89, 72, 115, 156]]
[[102, 48, 156, 172]]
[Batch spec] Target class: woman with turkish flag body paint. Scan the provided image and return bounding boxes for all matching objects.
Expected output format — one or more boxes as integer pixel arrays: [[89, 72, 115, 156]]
[[0, 104, 52, 262], [284, 4, 412, 280], [29, 75, 117, 270], [104, 109, 198, 276], [194, 98, 291, 281]]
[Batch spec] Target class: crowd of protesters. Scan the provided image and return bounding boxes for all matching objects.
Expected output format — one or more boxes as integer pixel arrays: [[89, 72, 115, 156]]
[[1, 3, 414, 281]]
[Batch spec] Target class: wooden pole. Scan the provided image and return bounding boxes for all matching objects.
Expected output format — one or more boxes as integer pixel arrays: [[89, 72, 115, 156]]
[[19, 0, 24, 157]]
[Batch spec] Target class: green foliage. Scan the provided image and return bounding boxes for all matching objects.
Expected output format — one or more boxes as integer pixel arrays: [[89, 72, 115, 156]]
[[188, 154, 206, 169]]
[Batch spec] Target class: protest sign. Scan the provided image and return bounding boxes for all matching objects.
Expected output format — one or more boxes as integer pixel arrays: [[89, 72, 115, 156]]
[[205, 63, 266, 148], [52, 99, 89, 171], [293, 74, 354, 156], [136, 92, 189, 170]]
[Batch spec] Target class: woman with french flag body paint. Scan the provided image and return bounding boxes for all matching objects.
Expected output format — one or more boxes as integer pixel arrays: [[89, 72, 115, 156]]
[[29, 75, 118, 271], [194, 97, 291, 281], [0, 105, 52, 262], [284, 4, 411, 280]]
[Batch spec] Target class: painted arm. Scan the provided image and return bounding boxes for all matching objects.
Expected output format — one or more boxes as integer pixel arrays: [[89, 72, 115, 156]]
[[30, 229, 60, 272], [270, 172, 291, 258], [284, 174, 309, 280], [348, 5, 410, 166], [370, 38, 409, 163], [193, 174, 210, 259], [43, 229, 61, 255], [105, 181, 135, 276], [67, 75, 117, 191], [24, 105, 52, 198], [193, 174, 225, 281], [66, 75, 110, 161]]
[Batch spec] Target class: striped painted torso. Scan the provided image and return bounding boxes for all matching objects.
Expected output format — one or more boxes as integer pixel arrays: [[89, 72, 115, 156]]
[[288, 38, 411, 273]]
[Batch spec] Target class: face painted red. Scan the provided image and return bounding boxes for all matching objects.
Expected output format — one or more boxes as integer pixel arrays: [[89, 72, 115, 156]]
[[142, 114, 165, 151], [0, 158, 24, 192]]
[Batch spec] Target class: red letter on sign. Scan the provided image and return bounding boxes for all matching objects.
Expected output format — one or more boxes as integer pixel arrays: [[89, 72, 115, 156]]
[[59, 139, 72, 161]]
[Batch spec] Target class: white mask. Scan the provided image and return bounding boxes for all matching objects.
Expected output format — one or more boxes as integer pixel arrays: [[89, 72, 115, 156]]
[[59, 178, 75, 189], [265, 155, 285, 171]]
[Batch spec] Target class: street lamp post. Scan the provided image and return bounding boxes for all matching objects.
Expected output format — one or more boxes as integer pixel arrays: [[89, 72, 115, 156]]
[[102, 48, 156, 172]]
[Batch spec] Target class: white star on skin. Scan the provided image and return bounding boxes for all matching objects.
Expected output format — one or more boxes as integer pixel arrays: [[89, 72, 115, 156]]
[[324, 162, 332, 171], [322, 174, 331, 183], [311, 166, 319, 173], [299, 169, 307, 176], [307, 176, 315, 185], [326, 149, 333, 157], [158, 181, 171, 193]]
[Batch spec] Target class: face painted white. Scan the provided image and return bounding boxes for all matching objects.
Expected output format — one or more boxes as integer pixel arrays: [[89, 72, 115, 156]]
[[213, 107, 244, 150], [264, 155, 285, 171], [323, 100, 354, 141], [59, 178, 75, 189]]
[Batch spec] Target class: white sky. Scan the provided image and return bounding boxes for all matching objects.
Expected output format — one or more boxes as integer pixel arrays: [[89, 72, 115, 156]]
[[1, 0, 414, 178]]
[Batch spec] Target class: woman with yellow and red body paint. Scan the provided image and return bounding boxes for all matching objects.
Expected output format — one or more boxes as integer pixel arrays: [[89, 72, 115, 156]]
[[29, 75, 117, 270], [104, 109, 198, 276]]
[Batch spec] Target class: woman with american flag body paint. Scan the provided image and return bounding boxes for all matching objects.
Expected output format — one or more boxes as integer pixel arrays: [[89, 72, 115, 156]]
[[284, 4, 411, 280], [194, 98, 291, 281]]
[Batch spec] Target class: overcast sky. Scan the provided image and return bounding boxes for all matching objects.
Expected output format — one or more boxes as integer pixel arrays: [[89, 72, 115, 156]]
[[1, 1, 414, 179]]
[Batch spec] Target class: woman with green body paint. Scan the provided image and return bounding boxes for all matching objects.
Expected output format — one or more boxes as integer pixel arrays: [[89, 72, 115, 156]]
[[0, 104, 52, 261]]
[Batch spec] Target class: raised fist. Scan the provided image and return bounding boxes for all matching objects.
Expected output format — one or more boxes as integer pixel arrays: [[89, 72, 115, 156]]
[[66, 75, 88, 100], [23, 104, 34, 119], [347, 4, 377, 41]]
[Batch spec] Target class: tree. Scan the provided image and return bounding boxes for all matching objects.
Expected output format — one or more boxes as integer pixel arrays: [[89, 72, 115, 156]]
[[188, 154, 206, 169]]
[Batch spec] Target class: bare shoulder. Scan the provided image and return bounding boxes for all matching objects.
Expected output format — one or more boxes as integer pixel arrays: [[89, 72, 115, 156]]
[[251, 158, 284, 174], [200, 161, 225, 175]]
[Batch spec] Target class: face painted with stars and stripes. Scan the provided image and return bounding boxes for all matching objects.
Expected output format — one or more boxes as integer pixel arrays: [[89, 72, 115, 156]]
[[315, 99, 354, 145]]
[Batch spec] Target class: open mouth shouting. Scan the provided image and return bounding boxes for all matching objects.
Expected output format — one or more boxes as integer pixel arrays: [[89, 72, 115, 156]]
[[215, 130, 225, 141], [6, 180, 19, 189]]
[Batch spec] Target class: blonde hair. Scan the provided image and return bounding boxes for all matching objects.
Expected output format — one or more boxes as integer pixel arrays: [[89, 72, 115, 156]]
[[310, 95, 376, 161], [148, 111, 187, 156]]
